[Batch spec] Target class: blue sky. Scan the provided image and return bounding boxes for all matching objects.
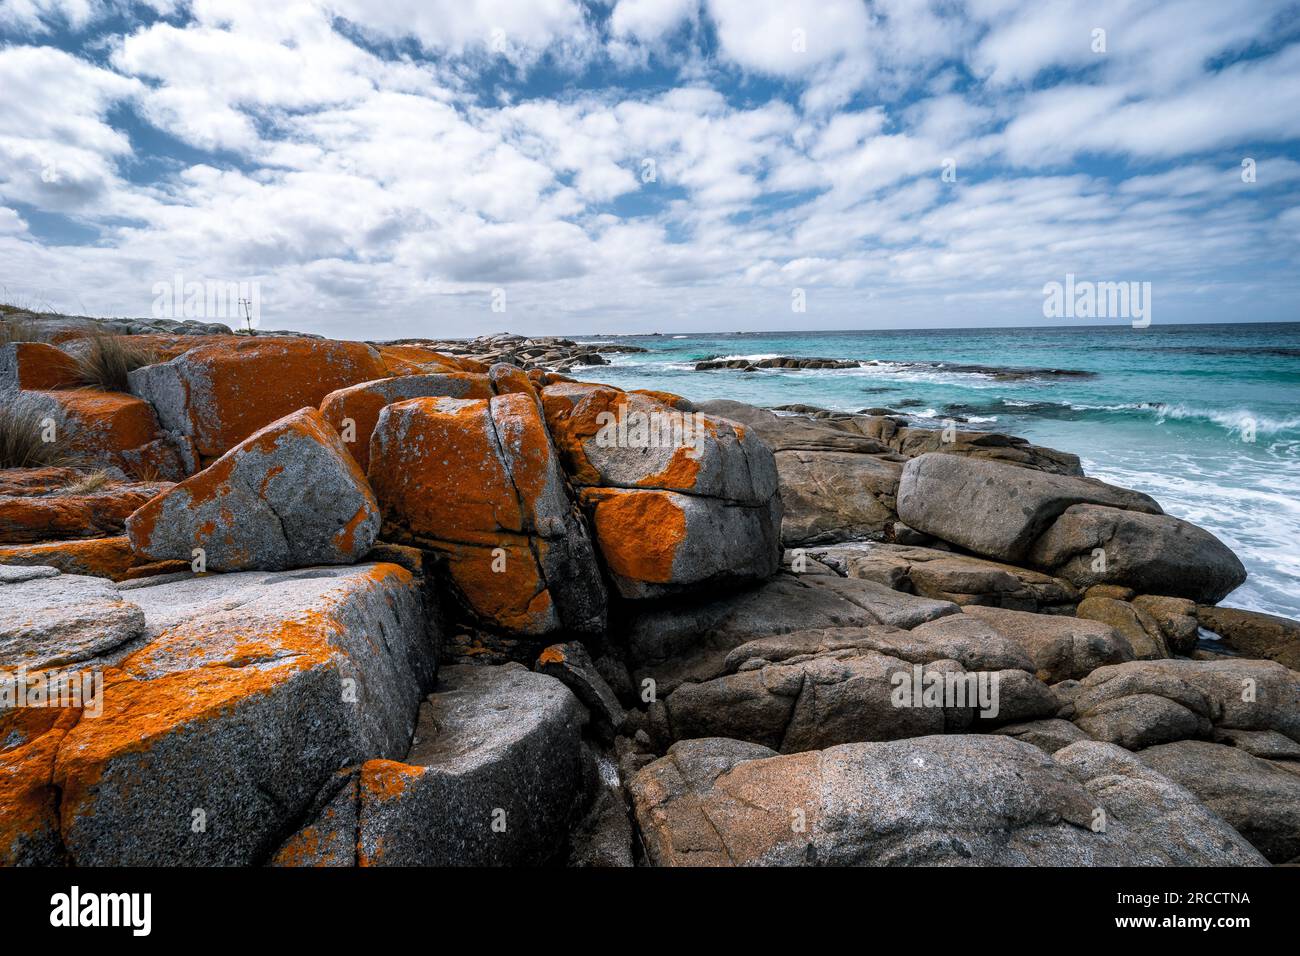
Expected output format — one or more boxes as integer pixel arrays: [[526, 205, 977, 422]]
[[1, 0, 1299, 339]]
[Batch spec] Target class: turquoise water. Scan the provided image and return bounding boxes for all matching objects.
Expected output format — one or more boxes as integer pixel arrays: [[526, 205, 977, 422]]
[[575, 322, 1300, 621]]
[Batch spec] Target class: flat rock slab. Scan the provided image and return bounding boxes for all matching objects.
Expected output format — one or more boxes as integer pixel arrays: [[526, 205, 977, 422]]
[[656, 649, 1055, 753], [629, 734, 1265, 866], [0, 477, 172, 544], [811, 541, 1079, 611], [0, 562, 435, 865], [625, 572, 960, 695], [961, 605, 1134, 683], [127, 407, 380, 572], [0, 567, 145, 670], [355, 664, 590, 866]]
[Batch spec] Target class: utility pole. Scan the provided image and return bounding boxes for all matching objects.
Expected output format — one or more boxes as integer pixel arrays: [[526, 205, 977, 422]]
[[238, 297, 256, 336]]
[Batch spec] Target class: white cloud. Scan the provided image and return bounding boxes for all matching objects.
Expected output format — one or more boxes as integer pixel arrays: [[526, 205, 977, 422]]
[[0, 206, 28, 233], [0, 0, 1296, 334]]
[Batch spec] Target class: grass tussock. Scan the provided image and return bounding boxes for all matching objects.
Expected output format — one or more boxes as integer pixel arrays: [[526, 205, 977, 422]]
[[72, 334, 159, 392], [62, 468, 114, 494], [0, 314, 45, 346], [0, 402, 75, 470], [129, 461, 165, 483]]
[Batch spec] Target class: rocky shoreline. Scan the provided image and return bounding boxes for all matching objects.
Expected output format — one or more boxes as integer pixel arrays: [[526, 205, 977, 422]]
[[2, 317, 1298, 867]]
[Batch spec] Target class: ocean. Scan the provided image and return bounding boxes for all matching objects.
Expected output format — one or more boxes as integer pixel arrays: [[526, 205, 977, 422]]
[[574, 322, 1300, 622]]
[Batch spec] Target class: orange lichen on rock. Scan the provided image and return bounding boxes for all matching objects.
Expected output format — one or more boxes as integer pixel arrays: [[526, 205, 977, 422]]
[[632, 388, 691, 409], [584, 489, 686, 584], [127, 406, 379, 571], [35, 389, 163, 456], [539, 381, 629, 486], [117, 333, 244, 361], [0, 707, 80, 866], [360, 759, 425, 802], [1, 342, 79, 390], [0, 479, 169, 544], [319, 373, 492, 472], [369, 394, 605, 636], [376, 344, 488, 375], [537, 645, 566, 665], [368, 397, 524, 545], [0, 468, 82, 496], [132, 336, 391, 458], [0, 535, 139, 580], [434, 537, 556, 634]]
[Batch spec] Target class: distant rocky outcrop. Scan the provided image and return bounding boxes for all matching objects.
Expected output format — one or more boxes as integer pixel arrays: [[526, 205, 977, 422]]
[[695, 356, 862, 371]]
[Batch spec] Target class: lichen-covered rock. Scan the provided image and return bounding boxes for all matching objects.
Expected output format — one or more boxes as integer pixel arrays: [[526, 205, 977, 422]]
[[0, 474, 172, 544], [0, 567, 145, 670], [0, 342, 79, 391], [628, 734, 1264, 866], [129, 336, 390, 459], [542, 383, 783, 598], [318, 372, 492, 472], [368, 394, 606, 636], [584, 487, 782, 599], [0, 536, 140, 581], [355, 664, 590, 866], [375, 344, 488, 376], [269, 772, 360, 867], [0, 708, 81, 865], [897, 453, 1161, 563], [1029, 504, 1247, 604], [544, 383, 778, 502], [1, 562, 436, 866], [126, 407, 379, 572], [961, 605, 1135, 683], [12, 389, 190, 480]]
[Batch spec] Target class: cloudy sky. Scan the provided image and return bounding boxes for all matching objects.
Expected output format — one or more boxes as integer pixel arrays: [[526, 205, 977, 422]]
[[1, 0, 1298, 339]]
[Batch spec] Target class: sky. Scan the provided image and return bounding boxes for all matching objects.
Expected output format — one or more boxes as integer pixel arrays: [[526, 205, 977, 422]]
[[1, 0, 1299, 340]]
